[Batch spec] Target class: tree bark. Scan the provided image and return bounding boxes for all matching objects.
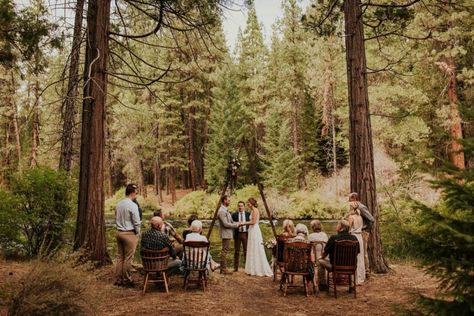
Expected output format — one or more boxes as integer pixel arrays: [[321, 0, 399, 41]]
[[343, 0, 388, 273], [59, 0, 85, 171], [188, 105, 196, 190], [138, 158, 147, 198], [444, 57, 465, 169], [30, 79, 40, 168], [10, 71, 21, 168], [74, 0, 111, 266]]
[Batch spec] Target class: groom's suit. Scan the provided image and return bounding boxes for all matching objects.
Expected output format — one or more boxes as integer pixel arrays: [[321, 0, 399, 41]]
[[217, 204, 239, 272], [232, 210, 250, 271]]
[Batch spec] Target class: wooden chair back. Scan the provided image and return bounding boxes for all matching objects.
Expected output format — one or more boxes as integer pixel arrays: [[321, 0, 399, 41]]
[[310, 240, 326, 261], [276, 235, 290, 263], [141, 248, 170, 272], [333, 240, 358, 272], [183, 241, 210, 271], [284, 241, 312, 274]]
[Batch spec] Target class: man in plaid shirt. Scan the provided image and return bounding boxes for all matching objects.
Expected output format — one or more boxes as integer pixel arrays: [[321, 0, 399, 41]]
[[141, 216, 182, 274]]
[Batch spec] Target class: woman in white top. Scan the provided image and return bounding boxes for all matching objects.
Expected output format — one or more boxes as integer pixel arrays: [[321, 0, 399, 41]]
[[348, 203, 365, 285], [243, 198, 273, 277], [308, 220, 328, 243]]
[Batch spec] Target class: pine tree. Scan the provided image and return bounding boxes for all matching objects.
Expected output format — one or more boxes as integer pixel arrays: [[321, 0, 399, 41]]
[[205, 61, 246, 191], [405, 138, 474, 315], [237, 3, 268, 182], [262, 101, 300, 193]]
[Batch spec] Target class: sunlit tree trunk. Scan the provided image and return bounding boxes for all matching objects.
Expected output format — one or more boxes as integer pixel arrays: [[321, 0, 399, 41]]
[[59, 0, 85, 171], [442, 57, 465, 169], [343, 0, 388, 273]]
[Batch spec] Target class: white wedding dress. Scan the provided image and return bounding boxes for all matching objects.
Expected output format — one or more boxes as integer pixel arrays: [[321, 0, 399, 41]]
[[245, 210, 273, 277]]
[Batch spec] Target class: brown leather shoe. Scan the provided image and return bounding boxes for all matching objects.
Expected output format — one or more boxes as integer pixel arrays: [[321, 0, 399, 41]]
[[233, 268, 238, 272], [220, 269, 233, 275]]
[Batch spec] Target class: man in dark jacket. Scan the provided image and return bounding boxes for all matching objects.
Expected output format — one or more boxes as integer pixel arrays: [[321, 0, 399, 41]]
[[318, 220, 359, 289], [231, 201, 250, 271]]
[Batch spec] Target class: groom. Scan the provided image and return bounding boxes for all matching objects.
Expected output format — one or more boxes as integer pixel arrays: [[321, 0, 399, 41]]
[[232, 201, 250, 272], [217, 195, 240, 275]]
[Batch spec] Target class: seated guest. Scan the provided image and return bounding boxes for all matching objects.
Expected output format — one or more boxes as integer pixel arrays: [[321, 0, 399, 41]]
[[290, 223, 309, 242], [317, 220, 359, 289], [280, 219, 296, 238], [308, 220, 328, 243], [153, 209, 183, 258], [184, 220, 219, 272], [308, 220, 329, 288], [287, 223, 314, 289], [141, 216, 182, 275], [182, 214, 198, 240]]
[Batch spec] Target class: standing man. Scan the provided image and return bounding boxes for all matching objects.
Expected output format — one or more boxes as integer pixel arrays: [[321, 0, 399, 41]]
[[217, 195, 240, 274], [232, 201, 250, 272], [115, 183, 141, 287], [348, 192, 374, 277]]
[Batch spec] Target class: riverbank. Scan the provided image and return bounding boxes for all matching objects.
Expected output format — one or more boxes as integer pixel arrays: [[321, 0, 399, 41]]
[[1, 260, 437, 315]]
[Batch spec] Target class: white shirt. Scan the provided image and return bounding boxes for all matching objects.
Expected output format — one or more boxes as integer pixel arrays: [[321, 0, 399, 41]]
[[238, 211, 247, 232], [185, 233, 208, 242], [115, 198, 141, 234], [308, 231, 328, 243]]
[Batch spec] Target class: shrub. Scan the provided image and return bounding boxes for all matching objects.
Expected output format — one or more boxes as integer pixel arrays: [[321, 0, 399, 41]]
[[288, 191, 344, 219], [232, 185, 260, 209], [6, 167, 72, 257], [104, 187, 125, 216], [174, 190, 219, 218], [9, 262, 97, 315], [0, 190, 22, 257]]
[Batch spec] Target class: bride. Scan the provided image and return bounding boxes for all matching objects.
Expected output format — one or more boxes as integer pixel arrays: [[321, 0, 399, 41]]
[[243, 197, 273, 277]]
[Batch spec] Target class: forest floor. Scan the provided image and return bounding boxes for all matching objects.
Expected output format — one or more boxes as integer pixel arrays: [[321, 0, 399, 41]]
[[0, 260, 437, 316]]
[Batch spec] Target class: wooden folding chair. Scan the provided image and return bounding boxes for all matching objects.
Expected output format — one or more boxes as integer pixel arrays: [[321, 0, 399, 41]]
[[327, 240, 358, 299], [281, 241, 315, 297], [182, 241, 210, 291], [141, 247, 170, 294]]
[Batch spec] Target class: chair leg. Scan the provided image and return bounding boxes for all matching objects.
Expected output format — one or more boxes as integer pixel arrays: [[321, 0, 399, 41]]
[[142, 272, 149, 294], [163, 272, 169, 293], [303, 276, 308, 297], [184, 271, 189, 290], [200, 272, 206, 291], [283, 274, 288, 296], [353, 274, 357, 298], [333, 272, 338, 299]]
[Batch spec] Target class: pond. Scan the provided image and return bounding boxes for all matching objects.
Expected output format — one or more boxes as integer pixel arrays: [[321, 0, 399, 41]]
[[106, 219, 337, 268]]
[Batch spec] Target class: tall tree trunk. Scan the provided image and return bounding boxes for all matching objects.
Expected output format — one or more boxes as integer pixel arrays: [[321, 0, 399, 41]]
[[153, 157, 162, 203], [9, 71, 21, 168], [59, 0, 86, 171], [30, 79, 40, 168], [343, 0, 388, 273], [74, 0, 111, 266], [170, 167, 176, 205], [188, 105, 196, 190], [138, 158, 147, 198], [438, 57, 465, 168]]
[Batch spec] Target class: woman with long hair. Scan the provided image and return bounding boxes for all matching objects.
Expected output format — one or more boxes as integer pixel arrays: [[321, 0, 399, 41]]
[[242, 197, 273, 277]]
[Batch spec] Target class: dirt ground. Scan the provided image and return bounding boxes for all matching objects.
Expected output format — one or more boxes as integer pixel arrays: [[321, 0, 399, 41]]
[[0, 260, 437, 316]]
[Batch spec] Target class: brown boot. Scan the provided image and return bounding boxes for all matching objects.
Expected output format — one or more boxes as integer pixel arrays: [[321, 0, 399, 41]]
[[220, 269, 233, 275]]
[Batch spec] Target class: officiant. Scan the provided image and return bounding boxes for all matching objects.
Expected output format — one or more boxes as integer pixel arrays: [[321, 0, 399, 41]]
[[232, 201, 250, 272]]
